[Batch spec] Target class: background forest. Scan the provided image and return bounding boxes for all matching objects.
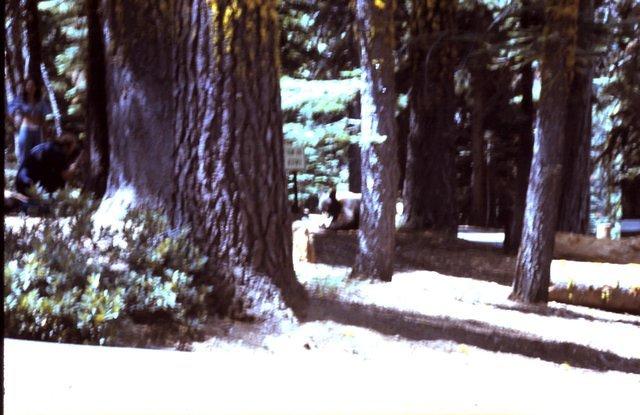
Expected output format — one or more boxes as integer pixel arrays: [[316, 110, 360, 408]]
[[5, 0, 639, 231], [3, 0, 639, 346]]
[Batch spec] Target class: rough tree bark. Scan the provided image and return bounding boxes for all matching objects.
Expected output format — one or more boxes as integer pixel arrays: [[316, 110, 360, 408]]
[[511, 0, 579, 304], [504, 0, 535, 254], [100, 0, 175, 212], [173, 0, 308, 321], [100, 0, 308, 323], [557, 0, 594, 234], [401, 0, 458, 235], [351, 0, 398, 282], [83, 0, 110, 198]]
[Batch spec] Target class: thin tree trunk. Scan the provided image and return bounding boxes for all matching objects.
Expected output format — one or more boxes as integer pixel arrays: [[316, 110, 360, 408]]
[[23, 0, 43, 83], [5, 0, 25, 101], [348, 143, 362, 193], [557, 0, 594, 234], [401, 0, 458, 236], [83, 0, 110, 197], [396, 106, 409, 194], [351, 0, 398, 282], [40, 63, 63, 136], [511, 0, 579, 304], [470, 62, 488, 227], [504, 1, 535, 254], [2, 7, 7, 158]]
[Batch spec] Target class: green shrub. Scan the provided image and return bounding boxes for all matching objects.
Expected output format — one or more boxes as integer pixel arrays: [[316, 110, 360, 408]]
[[4, 199, 214, 345], [4, 258, 123, 344]]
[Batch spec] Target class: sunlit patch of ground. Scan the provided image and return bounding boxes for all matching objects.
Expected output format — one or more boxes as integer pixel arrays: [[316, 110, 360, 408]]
[[5, 213, 640, 414], [5, 335, 639, 415]]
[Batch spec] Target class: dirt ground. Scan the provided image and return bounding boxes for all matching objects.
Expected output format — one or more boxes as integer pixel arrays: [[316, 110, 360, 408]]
[[4, 216, 640, 414], [189, 259, 640, 369]]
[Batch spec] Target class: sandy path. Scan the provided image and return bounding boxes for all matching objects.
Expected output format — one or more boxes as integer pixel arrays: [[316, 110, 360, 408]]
[[4, 337, 640, 415]]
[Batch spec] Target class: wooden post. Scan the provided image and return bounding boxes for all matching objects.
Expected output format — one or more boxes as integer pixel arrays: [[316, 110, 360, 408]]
[[292, 171, 300, 214]]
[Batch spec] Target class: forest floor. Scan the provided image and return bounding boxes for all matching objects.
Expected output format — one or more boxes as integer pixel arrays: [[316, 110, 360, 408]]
[[4, 215, 640, 414]]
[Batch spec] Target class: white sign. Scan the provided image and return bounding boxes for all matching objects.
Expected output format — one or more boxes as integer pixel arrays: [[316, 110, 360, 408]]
[[284, 141, 305, 172]]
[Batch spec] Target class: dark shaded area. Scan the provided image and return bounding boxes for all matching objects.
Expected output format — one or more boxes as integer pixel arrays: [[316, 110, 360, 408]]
[[347, 144, 361, 193], [490, 302, 640, 328], [82, 0, 110, 198], [307, 297, 640, 374], [621, 177, 640, 219], [311, 230, 515, 286]]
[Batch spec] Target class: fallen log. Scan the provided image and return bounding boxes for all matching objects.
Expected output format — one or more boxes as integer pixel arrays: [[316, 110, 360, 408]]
[[554, 232, 640, 264], [549, 283, 640, 315]]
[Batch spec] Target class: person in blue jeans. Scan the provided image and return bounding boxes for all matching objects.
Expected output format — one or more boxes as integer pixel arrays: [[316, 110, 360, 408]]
[[8, 78, 51, 165]]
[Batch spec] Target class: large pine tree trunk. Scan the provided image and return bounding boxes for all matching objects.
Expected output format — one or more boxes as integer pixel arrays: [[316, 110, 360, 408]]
[[557, 0, 594, 234], [100, 0, 176, 212], [100, 0, 307, 323], [172, 0, 307, 321], [83, 0, 110, 198], [504, 1, 535, 254], [351, 0, 398, 282], [401, 0, 458, 235], [511, 0, 579, 304]]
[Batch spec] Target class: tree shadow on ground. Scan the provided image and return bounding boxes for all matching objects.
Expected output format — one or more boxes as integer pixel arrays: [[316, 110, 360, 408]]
[[310, 230, 515, 286], [305, 297, 640, 374], [490, 302, 640, 327]]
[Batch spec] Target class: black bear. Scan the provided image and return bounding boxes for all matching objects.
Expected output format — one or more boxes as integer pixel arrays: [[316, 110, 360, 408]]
[[318, 188, 361, 230]]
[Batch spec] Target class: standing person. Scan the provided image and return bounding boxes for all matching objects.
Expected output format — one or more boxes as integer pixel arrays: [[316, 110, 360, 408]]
[[8, 78, 51, 165]]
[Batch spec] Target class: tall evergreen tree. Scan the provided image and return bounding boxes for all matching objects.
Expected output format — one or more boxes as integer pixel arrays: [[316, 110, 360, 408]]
[[505, 0, 536, 253], [351, 0, 399, 282], [401, 0, 458, 236], [468, 7, 492, 227], [511, 0, 579, 303], [100, 0, 308, 323], [557, 0, 595, 234]]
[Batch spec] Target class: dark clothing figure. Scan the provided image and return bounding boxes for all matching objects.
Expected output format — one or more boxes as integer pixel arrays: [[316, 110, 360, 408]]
[[16, 142, 72, 196]]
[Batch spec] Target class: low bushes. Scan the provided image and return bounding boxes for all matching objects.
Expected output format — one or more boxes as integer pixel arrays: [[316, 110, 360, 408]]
[[4, 190, 215, 345]]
